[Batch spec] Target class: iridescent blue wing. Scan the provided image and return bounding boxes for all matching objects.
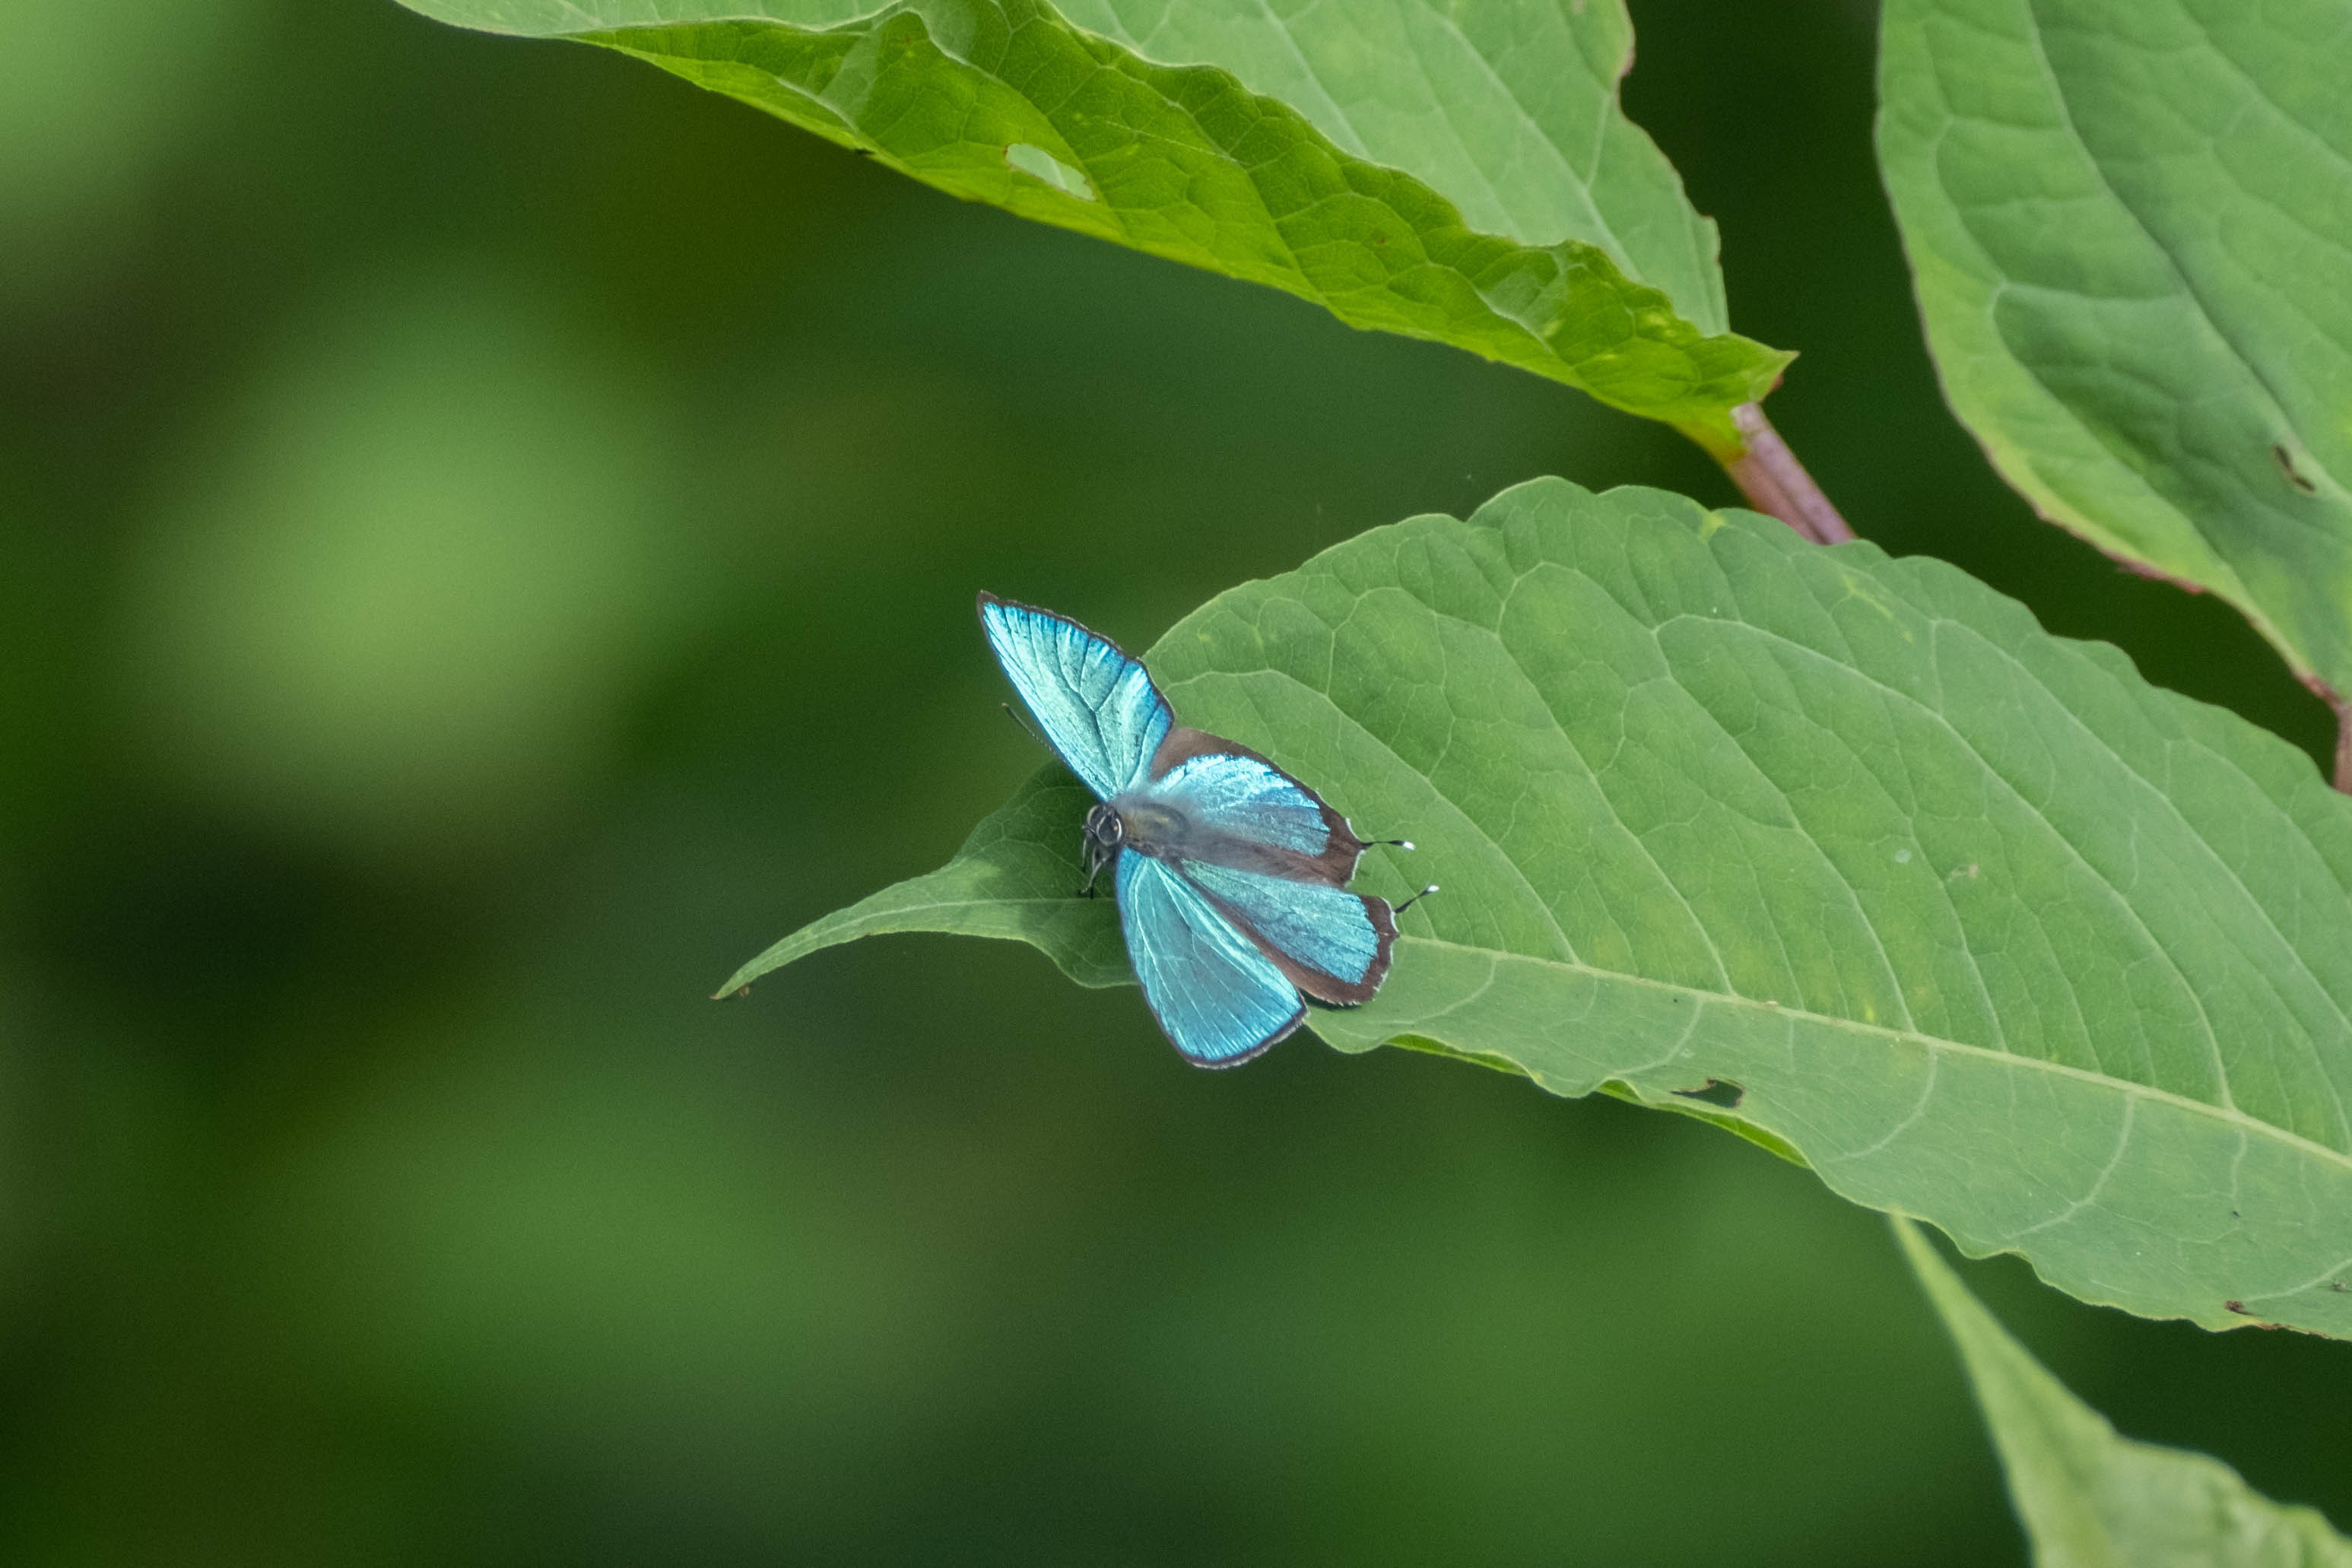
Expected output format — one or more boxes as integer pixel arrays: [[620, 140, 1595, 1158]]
[[1128, 738, 1395, 1005], [979, 593, 1171, 800], [1179, 859, 1396, 1006], [1115, 851, 1306, 1067], [1142, 731, 1370, 887]]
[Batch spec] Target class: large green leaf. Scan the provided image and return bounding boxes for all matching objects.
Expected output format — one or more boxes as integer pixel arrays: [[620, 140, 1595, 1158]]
[[725, 478, 2352, 1338], [1894, 1217, 2352, 1566], [390, 0, 1788, 440], [1877, 0, 2352, 712]]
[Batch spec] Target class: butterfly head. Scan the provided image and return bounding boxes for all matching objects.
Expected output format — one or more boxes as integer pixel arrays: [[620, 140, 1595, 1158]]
[[1080, 801, 1126, 894]]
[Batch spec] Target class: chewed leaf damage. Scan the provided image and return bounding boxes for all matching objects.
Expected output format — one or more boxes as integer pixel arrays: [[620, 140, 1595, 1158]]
[[1004, 142, 1095, 201]]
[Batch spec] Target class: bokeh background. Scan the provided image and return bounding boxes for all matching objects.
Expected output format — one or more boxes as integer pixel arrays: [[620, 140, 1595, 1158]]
[[5, 0, 2347, 1561]]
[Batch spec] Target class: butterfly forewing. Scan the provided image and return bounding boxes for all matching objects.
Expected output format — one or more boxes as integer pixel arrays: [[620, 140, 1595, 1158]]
[[1115, 853, 1306, 1066], [977, 593, 1170, 799]]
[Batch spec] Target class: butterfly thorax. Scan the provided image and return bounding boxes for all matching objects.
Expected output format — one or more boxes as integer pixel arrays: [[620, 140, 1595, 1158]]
[[1084, 795, 1297, 892], [1106, 778, 1370, 890], [1084, 796, 1195, 889], [1107, 795, 1189, 855], [1100, 789, 1251, 865]]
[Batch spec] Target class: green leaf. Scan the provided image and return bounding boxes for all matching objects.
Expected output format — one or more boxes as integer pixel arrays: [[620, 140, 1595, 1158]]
[[717, 769, 1131, 996], [1877, 0, 2352, 707], [730, 478, 2352, 1339], [1893, 1217, 2352, 1566], [389, 0, 1789, 440]]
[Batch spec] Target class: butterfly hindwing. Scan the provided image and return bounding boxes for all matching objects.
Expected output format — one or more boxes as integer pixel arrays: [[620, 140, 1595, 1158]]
[[1115, 852, 1306, 1067], [1175, 859, 1396, 1006], [978, 594, 1171, 800]]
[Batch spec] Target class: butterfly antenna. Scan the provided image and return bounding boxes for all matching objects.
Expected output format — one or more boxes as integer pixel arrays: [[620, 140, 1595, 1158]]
[[1394, 884, 1439, 914], [1001, 702, 1047, 750]]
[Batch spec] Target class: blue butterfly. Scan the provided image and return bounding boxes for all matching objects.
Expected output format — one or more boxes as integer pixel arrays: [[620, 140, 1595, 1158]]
[[979, 592, 1430, 1068]]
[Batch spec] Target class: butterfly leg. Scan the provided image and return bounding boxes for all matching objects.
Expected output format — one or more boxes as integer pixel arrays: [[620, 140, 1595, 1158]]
[[1076, 839, 1116, 897]]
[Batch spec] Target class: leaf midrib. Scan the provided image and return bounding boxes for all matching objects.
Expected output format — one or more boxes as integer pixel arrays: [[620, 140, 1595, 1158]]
[[1405, 3, 1633, 268], [1396, 935, 2352, 1179], [2013, 4, 2339, 499], [1239, 572, 2352, 1122], [766, 897, 2352, 1179]]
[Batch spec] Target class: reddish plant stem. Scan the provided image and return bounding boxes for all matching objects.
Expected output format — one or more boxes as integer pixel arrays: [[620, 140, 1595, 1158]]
[[2335, 700, 2352, 795], [1713, 402, 1856, 545]]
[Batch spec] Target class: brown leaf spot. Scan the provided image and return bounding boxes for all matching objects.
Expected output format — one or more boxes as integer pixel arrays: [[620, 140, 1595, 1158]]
[[2274, 444, 2319, 494]]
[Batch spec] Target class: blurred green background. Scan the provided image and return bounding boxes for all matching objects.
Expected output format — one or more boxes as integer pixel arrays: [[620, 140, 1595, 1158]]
[[4, 0, 2347, 1561]]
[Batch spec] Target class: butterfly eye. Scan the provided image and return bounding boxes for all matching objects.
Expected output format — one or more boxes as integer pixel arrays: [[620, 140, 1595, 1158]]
[[1083, 803, 1125, 848]]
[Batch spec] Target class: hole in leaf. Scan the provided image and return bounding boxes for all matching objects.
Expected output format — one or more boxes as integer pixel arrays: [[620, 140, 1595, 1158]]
[[1005, 143, 1096, 202], [1671, 1078, 1744, 1109], [2274, 443, 2319, 494]]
